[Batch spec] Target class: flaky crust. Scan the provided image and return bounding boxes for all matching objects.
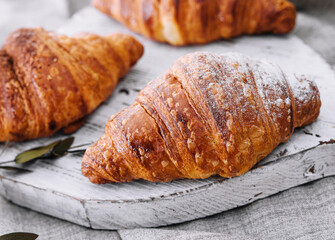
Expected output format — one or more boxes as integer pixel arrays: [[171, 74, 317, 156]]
[[92, 0, 296, 45], [0, 28, 144, 141], [82, 52, 321, 184]]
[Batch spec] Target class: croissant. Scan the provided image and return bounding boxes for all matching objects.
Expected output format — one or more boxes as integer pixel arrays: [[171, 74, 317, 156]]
[[82, 52, 321, 184], [92, 0, 296, 46], [0, 28, 144, 142]]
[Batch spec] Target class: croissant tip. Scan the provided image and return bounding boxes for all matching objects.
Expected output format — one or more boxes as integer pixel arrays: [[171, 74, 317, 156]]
[[82, 155, 109, 184], [272, 1, 297, 34], [291, 75, 322, 128]]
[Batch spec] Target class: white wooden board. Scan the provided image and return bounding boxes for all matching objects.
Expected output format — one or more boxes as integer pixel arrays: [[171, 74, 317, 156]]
[[0, 7, 335, 229]]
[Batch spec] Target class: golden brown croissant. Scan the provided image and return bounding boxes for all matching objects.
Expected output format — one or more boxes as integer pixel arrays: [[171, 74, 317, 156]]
[[92, 0, 296, 46], [0, 28, 144, 142], [82, 52, 321, 184]]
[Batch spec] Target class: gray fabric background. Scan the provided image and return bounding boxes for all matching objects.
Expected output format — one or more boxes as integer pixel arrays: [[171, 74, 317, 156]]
[[0, 1, 334, 239]]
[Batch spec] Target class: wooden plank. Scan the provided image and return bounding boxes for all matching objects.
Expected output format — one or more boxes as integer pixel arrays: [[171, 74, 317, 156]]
[[0, 6, 335, 229]]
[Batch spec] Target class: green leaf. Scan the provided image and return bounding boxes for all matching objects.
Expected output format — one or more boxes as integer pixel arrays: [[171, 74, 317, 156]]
[[0, 166, 32, 172], [0, 232, 38, 240], [51, 137, 74, 157], [14, 137, 75, 164], [69, 142, 92, 150], [67, 149, 86, 156], [0, 160, 15, 166], [14, 140, 61, 164], [0, 135, 10, 158]]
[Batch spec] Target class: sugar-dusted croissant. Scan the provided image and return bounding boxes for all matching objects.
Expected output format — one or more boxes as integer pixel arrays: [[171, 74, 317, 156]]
[[0, 28, 144, 142], [82, 52, 321, 184], [92, 0, 296, 46]]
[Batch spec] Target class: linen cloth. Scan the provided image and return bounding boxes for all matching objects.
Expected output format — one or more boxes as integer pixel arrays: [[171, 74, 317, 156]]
[[0, 0, 69, 44], [0, 1, 334, 239]]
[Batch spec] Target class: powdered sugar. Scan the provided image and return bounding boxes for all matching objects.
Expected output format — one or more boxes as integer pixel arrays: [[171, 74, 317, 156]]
[[175, 51, 296, 144], [219, 52, 292, 127], [288, 73, 317, 104]]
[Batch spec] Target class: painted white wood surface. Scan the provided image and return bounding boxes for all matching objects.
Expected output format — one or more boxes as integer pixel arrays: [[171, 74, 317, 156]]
[[0, 7, 335, 229]]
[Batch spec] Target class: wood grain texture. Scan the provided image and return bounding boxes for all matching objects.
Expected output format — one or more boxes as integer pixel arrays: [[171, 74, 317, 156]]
[[0, 6, 334, 229]]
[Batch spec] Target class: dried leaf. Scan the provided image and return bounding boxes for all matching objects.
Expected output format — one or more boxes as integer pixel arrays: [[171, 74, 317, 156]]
[[52, 137, 74, 156], [15, 140, 60, 164], [0, 232, 38, 240], [0, 166, 32, 172]]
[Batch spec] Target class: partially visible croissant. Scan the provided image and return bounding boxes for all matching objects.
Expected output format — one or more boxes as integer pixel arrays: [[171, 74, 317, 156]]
[[0, 28, 144, 141], [82, 52, 321, 184], [92, 0, 296, 46]]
